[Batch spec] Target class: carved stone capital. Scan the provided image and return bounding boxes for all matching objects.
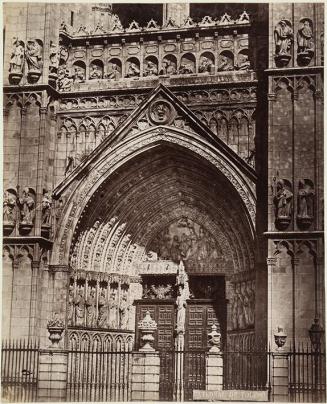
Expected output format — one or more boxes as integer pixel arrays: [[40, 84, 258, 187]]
[[267, 93, 276, 101]]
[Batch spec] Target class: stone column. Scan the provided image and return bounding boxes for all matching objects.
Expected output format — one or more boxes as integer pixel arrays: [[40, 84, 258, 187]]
[[131, 311, 160, 401], [272, 353, 289, 402], [37, 316, 68, 402]]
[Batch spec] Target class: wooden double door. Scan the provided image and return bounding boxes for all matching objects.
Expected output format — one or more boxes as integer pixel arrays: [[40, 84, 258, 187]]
[[135, 299, 224, 400]]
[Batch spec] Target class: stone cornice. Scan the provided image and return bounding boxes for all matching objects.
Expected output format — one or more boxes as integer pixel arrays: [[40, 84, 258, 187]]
[[3, 236, 53, 248], [263, 231, 324, 239]]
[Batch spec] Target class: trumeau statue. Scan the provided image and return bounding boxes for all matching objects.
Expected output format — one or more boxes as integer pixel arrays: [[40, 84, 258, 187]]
[[175, 261, 190, 334]]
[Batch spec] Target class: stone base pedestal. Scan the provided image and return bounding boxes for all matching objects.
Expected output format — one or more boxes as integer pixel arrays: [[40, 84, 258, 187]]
[[131, 351, 160, 401], [206, 352, 223, 390], [37, 349, 68, 402], [272, 353, 289, 402]]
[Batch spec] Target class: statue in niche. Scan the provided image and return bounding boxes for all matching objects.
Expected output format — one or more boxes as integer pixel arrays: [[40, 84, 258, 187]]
[[97, 289, 108, 327], [119, 289, 130, 329], [272, 178, 293, 228], [297, 19, 314, 53], [235, 283, 246, 329], [68, 285, 74, 326], [297, 19, 314, 65], [42, 191, 52, 226], [199, 56, 213, 73], [247, 281, 255, 326], [106, 62, 121, 80], [3, 191, 16, 224], [49, 41, 59, 72], [9, 38, 25, 74], [231, 293, 239, 330], [160, 59, 176, 75], [89, 64, 102, 80], [85, 288, 97, 328], [274, 19, 293, 66], [170, 235, 181, 262], [238, 54, 251, 70], [218, 55, 233, 71], [25, 39, 42, 71], [297, 180, 314, 227], [74, 287, 85, 326], [18, 188, 35, 225], [73, 65, 85, 83], [57, 66, 73, 92], [108, 289, 118, 328], [241, 282, 250, 327], [126, 62, 140, 78], [179, 62, 194, 75], [144, 61, 158, 77]]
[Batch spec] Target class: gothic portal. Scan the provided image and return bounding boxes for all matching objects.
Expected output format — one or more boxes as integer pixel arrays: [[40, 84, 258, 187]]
[[2, 2, 324, 397]]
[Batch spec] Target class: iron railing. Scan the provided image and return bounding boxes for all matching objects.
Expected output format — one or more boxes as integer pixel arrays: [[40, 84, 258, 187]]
[[159, 349, 207, 401], [1, 339, 39, 403], [66, 347, 133, 402], [289, 345, 326, 403]]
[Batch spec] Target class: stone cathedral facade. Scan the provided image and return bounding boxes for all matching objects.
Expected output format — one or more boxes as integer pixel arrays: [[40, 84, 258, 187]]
[[2, 2, 324, 360]]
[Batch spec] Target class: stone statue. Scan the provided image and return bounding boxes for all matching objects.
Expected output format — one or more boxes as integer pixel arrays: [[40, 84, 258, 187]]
[[235, 283, 246, 329], [9, 39, 25, 73], [74, 287, 85, 326], [119, 290, 130, 329], [97, 289, 108, 327], [240, 282, 250, 327], [49, 41, 59, 71], [297, 19, 314, 53], [199, 56, 213, 73], [126, 62, 140, 78], [42, 192, 52, 225], [108, 289, 118, 328], [231, 294, 239, 330], [160, 59, 176, 75], [106, 62, 121, 80], [218, 55, 233, 71], [25, 39, 42, 71], [57, 66, 73, 91], [144, 61, 158, 77], [297, 180, 314, 218], [274, 20, 293, 56], [3, 191, 16, 224], [247, 281, 255, 326], [238, 54, 251, 70], [18, 187, 35, 225], [273, 179, 293, 219], [179, 63, 194, 74], [68, 285, 74, 326], [85, 288, 97, 328], [73, 65, 85, 83], [89, 64, 102, 79]]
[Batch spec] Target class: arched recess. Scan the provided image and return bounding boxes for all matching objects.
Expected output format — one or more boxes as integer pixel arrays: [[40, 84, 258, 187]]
[[52, 126, 256, 268]]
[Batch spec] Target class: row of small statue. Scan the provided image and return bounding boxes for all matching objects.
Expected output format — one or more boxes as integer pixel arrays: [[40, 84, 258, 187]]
[[68, 285, 131, 330], [3, 188, 51, 227], [230, 280, 255, 330], [274, 18, 315, 65], [9, 38, 43, 75], [272, 178, 314, 222]]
